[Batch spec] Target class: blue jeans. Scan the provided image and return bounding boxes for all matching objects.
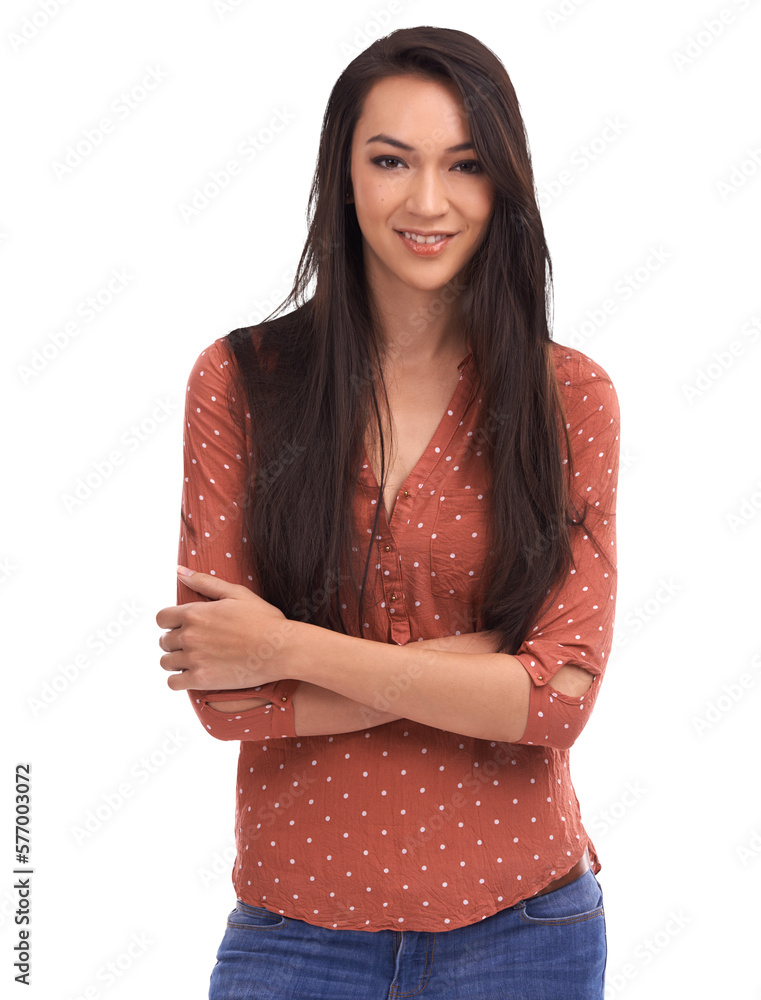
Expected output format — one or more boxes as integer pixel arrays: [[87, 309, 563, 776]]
[[207, 868, 607, 998]]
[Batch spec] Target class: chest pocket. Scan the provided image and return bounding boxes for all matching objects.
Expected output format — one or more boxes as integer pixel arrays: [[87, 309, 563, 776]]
[[429, 489, 491, 602]]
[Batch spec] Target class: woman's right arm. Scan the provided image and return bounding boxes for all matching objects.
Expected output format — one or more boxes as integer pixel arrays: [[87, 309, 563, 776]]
[[174, 335, 443, 741], [174, 336, 303, 741], [208, 629, 505, 736]]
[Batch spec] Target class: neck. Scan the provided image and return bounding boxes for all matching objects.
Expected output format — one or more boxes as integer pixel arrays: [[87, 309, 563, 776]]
[[367, 283, 470, 369]]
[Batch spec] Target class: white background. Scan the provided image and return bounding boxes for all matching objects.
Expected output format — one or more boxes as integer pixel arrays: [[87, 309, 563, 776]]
[[3, 0, 760, 997]]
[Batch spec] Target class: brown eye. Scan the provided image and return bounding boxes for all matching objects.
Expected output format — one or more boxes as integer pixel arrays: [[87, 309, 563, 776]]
[[453, 160, 481, 174], [372, 156, 404, 169]]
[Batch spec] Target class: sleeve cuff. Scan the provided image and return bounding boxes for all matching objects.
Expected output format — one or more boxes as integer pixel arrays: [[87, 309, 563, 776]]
[[514, 674, 598, 751], [194, 679, 300, 741]]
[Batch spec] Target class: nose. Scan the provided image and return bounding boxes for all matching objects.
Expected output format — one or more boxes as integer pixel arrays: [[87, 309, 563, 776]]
[[405, 166, 449, 218]]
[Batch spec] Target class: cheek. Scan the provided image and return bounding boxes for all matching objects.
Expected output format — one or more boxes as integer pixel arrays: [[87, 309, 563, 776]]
[[471, 183, 495, 226], [353, 179, 381, 212], [476, 198, 495, 226], [355, 184, 395, 228]]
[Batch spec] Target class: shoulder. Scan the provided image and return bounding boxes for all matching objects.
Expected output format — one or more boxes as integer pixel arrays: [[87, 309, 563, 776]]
[[187, 334, 240, 381], [183, 336, 249, 439], [550, 340, 619, 428], [186, 328, 264, 396], [181, 336, 253, 450]]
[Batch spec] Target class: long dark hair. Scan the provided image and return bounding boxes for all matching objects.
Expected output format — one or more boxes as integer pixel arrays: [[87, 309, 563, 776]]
[[222, 25, 612, 654]]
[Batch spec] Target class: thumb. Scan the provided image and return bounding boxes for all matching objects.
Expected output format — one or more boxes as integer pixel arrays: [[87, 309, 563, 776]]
[[176, 565, 243, 600]]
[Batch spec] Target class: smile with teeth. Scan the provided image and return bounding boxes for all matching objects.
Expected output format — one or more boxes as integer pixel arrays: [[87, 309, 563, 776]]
[[401, 231, 453, 244]]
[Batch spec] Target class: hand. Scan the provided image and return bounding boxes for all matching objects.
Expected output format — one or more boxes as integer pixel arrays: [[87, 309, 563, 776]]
[[155, 566, 297, 692]]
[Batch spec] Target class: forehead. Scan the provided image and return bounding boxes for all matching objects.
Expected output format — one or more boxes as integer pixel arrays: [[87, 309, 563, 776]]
[[352, 74, 470, 147]]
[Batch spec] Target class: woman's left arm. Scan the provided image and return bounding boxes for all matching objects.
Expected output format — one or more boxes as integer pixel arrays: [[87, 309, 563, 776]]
[[290, 363, 620, 746]]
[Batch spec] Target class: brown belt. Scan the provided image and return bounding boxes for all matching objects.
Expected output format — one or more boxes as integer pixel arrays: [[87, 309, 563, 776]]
[[531, 847, 590, 898]]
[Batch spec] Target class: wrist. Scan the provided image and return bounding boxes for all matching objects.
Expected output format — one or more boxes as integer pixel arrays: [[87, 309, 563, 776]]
[[282, 619, 320, 682]]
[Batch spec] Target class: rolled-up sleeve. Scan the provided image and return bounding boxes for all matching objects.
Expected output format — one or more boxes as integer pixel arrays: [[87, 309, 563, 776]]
[[513, 357, 620, 750], [176, 336, 299, 741]]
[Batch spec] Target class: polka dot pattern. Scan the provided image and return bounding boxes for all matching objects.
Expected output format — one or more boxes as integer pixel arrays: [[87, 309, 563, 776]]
[[176, 336, 619, 932]]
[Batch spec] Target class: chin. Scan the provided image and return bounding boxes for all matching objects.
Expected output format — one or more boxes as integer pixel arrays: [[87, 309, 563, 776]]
[[404, 270, 461, 292]]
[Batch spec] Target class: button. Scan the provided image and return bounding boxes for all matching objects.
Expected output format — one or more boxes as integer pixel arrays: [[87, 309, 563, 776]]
[[384, 545, 392, 552], [280, 695, 288, 702], [390, 594, 397, 602], [402, 490, 409, 498]]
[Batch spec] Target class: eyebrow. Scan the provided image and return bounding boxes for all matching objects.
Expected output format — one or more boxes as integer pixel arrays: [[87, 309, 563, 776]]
[[365, 133, 474, 154]]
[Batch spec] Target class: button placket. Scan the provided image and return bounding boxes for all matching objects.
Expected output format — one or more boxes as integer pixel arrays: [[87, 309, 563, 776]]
[[358, 358, 477, 649], [378, 526, 410, 643], [379, 532, 402, 614]]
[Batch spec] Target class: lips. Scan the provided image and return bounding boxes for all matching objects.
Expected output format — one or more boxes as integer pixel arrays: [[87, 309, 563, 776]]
[[395, 230, 456, 257], [399, 230, 454, 244]]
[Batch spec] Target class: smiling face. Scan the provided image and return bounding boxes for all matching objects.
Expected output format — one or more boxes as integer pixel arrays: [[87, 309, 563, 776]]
[[348, 73, 495, 299]]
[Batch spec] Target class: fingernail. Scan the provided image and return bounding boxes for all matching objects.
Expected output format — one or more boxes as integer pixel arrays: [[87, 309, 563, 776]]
[[177, 565, 195, 576]]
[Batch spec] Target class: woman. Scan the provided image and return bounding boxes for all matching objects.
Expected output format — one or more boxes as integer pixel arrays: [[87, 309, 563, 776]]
[[156, 25, 620, 999]]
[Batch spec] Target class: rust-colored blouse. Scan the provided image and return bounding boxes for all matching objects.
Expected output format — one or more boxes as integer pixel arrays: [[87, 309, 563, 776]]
[[176, 333, 620, 931]]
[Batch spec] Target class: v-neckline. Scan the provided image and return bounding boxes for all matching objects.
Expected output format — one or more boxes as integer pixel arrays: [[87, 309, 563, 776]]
[[360, 352, 475, 526]]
